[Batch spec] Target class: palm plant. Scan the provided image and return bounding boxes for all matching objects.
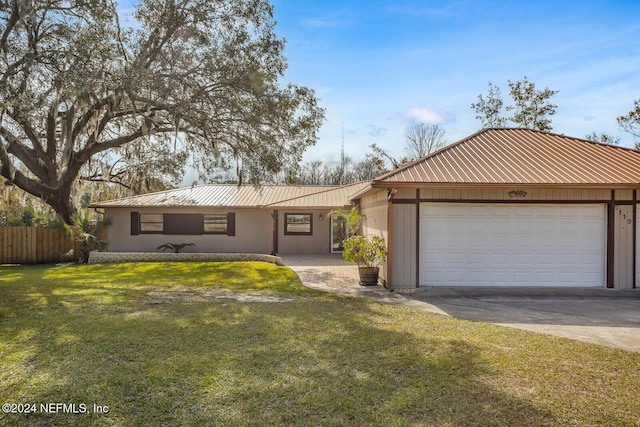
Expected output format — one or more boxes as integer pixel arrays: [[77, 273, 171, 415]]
[[156, 243, 196, 253], [70, 210, 110, 264]]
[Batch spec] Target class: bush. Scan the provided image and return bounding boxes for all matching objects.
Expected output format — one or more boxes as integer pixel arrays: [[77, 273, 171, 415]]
[[342, 235, 387, 268]]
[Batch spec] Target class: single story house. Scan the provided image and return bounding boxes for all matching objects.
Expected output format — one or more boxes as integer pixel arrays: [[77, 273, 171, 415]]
[[91, 128, 640, 290], [91, 181, 370, 256]]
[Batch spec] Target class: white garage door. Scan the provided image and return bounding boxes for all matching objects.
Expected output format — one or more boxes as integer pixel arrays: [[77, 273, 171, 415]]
[[420, 203, 606, 287]]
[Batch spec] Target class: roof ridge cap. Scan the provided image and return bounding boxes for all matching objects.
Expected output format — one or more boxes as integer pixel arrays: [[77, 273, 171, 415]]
[[263, 182, 364, 207]]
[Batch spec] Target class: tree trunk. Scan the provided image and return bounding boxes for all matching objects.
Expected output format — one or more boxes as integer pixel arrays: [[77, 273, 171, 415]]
[[47, 190, 78, 225]]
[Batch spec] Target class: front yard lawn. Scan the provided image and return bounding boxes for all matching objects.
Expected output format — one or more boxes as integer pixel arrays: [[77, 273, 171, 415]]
[[1, 262, 639, 426]]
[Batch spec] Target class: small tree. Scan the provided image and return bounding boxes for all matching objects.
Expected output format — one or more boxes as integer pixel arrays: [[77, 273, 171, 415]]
[[329, 206, 361, 236], [507, 77, 558, 131], [471, 82, 507, 128], [617, 99, 640, 148], [472, 77, 558, 131], [331, 206, 387, 273], [341, 235, 387, 268]]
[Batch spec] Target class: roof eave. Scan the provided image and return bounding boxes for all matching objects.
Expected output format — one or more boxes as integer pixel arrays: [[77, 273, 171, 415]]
[[371, 181, 640, 190]]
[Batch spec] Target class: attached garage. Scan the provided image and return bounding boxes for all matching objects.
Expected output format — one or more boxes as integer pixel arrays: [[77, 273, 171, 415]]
[[360, 128, 640, 290], [419, 203, 606, 287]]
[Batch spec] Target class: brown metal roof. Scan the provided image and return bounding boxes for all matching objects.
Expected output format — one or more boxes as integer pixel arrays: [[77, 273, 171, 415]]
[[90, 183, 367, 209], [373, 128, 640, 187], [266, 182, 370, 208]]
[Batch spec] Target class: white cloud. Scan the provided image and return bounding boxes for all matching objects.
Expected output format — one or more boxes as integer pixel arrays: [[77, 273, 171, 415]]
[[404, 107, 444, 124]]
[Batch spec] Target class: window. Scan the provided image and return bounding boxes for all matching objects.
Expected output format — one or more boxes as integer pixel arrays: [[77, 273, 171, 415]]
[[139, 214, 163, 233], [204, 214, 227, 234], [131, 212, 236, 236], [284, 213, 312, 235]]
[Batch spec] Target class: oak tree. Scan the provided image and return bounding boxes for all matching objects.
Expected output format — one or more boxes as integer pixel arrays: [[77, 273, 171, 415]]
[[0, 0, 324, 223]]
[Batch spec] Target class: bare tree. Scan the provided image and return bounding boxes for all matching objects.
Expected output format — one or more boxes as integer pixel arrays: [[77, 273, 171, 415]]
[[405, 123, 447, 159], [351, 154, 387, 181], [297, 160, 330, 185]]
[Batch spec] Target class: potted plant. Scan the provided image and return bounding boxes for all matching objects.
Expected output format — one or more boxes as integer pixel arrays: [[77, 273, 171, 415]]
[[342, 234, 387, 285], [331, 207, 387, 286]]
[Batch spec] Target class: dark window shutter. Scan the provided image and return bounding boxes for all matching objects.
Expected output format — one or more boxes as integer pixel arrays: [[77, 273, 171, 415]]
[[227, 212, 236, 236], [164, 214, 204, 235], [131, 212, 139, 235]]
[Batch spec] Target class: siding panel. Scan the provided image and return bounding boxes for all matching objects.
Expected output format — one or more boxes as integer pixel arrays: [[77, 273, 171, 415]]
[[391, 204, 416, 288]]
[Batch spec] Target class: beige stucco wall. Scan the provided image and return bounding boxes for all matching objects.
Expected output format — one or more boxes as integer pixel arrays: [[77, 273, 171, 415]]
[[276, 209, 332, 255], [104, 207, 272, 253]]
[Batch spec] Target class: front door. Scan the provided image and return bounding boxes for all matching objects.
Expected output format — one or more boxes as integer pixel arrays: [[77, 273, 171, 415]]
[[331, 215, 348, 253]]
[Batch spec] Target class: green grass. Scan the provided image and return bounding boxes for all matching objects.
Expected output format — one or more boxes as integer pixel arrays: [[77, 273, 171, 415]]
[[1, 262, 639, 426]]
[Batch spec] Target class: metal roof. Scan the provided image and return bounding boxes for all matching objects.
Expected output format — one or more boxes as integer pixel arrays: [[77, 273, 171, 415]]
[[265, 182, 370, 208], [373, 128, 640, 187], [90, 182, 368, 209]]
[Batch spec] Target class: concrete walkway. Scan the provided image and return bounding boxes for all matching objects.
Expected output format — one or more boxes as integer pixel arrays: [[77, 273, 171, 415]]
[[281, 255, 640, 352], [280, 255, 449, 314]]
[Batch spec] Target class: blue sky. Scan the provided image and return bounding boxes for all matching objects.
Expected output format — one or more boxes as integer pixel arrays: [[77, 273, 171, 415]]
[[270, 0, 640, 164]]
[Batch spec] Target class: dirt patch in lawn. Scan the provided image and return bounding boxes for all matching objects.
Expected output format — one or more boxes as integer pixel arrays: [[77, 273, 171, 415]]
[[145, 289, 294, 304]]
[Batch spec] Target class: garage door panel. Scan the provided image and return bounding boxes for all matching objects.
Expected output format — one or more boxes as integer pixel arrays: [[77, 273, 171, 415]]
[[419, 203, 606, 287]]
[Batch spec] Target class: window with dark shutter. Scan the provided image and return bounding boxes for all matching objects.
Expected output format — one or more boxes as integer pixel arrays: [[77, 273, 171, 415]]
[[139, 213, 163, 234], [204, 214, 227, 234]]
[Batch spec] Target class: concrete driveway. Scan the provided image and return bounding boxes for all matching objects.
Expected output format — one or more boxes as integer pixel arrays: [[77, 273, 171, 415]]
[[281, 255, 640, 352], [400, 287, 640, 352]]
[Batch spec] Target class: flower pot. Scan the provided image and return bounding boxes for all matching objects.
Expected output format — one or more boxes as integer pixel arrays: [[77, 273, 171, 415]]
[[358, 266, 380, 286]]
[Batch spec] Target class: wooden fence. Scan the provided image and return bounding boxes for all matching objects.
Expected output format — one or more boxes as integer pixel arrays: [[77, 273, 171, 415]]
[[0, 227, 81, 264]]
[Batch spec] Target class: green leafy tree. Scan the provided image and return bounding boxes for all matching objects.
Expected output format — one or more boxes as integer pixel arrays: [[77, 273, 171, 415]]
[[472, 77, 558, 131], [617, 99, 640, 149], [507, 77, 558, 131], [0, 0, 324, 224], [584, 131, 620, 146], [471, 82, 507, 128]]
